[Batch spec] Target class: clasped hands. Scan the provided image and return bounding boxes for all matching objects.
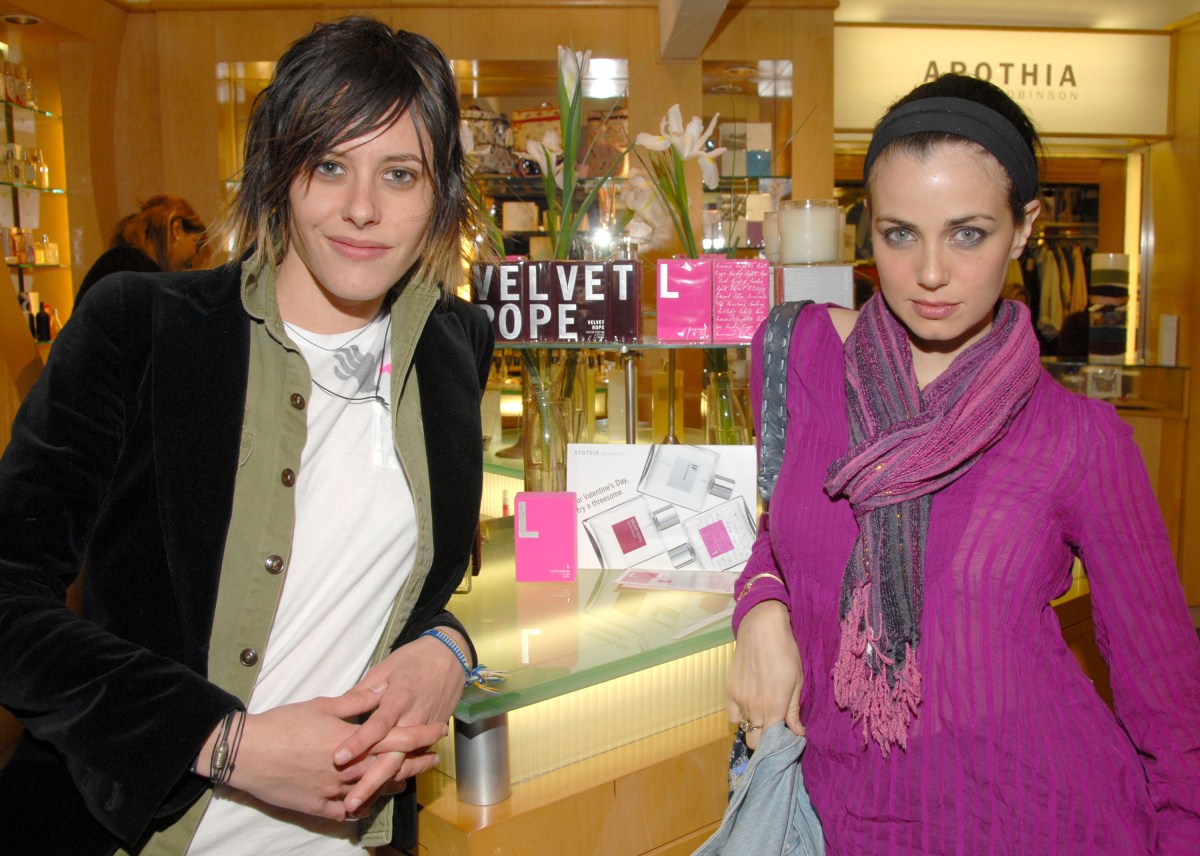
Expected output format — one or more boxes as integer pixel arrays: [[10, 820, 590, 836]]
[[200, 629, 467, 822]]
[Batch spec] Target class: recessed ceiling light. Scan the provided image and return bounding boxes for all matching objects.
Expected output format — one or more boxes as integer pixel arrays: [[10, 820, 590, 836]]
[[3, 15, 42, 26]]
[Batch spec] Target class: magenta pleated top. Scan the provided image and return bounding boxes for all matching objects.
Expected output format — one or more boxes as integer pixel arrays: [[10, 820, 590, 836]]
[[734, 304, 1200, 855]]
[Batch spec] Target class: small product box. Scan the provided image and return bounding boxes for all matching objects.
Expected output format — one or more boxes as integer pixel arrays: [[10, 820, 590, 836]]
[[712, 259, 771, 343], [656, 258, 713, 343], [524, 260, 555, 342], [606, 259, 642, 342], [514, 491, 578, 582], [471, 259, 528, 343], [549, 260, 607, 343], [774, 264, 855, 309]]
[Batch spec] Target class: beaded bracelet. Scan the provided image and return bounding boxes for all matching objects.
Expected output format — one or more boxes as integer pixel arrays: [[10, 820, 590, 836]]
[[421, 628, 508, 694]]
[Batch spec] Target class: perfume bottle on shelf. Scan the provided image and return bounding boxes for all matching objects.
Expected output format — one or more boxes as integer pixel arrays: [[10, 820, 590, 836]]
[[636, 444, 735, 512], [666, 497, 757, 572], [581, 494, 681, 569]]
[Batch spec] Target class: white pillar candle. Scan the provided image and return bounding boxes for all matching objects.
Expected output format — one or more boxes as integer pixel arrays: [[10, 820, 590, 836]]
[[779, 198, 840, 264], [763, 210, 781, 264]]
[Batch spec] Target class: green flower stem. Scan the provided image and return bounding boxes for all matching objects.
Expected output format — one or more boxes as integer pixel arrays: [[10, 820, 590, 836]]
[[670, 150, 700, 259], [706, 369, 744, 445], [522, 349, 555, 477]]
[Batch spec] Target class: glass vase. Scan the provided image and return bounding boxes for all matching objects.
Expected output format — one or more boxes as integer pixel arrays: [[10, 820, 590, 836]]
[[522, 351, 569, 492], [554, 350, 593, 445], [704, 369, 751, 445]]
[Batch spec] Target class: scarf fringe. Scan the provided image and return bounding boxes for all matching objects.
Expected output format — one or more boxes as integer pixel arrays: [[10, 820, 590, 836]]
[[832, 582, 923, 757]]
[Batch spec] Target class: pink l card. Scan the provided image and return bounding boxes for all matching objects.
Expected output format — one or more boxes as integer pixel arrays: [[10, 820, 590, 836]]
[[656, 258, 712, 343], [514, 491, 578, 582]]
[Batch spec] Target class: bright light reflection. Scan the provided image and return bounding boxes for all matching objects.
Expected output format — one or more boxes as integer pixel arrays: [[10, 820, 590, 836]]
[[583, 58, 628, 100]]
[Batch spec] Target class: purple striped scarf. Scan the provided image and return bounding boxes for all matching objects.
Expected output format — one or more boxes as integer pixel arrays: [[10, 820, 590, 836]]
[[824, 294, 1041, 755]]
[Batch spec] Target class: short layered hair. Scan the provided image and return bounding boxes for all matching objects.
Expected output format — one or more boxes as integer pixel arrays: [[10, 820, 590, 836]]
[[212, 17, 476, 295]]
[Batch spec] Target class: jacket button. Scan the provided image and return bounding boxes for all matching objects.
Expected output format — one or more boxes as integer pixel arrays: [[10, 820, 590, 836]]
[[281, 468, 296, 487], [290, 393, 306, 410], [264, 554, 284, 574], [239, 648, 259, 667]]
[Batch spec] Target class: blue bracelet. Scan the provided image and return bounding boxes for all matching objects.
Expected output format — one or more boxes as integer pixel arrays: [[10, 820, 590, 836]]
[[421, 629, 508, 693]]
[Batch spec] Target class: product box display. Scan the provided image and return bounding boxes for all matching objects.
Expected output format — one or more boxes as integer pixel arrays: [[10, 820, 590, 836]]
[[567, 443, 758, 580], [656, 258, 712, 342], [774, 263, 854, 308], [712, 259, 771, 344], [548, 261, 607, 342], [471, 260, 642, 343], [514, 491, 578, 582], [656, 258, 771, 344]]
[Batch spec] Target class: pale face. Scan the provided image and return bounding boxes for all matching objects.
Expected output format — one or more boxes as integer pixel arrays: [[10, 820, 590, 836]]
[[276, 112, 434, 332], [869, 142, 1039, 380]]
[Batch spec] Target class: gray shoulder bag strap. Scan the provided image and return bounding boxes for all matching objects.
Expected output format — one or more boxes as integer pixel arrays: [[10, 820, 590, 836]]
[[757, 300, 812, 508]]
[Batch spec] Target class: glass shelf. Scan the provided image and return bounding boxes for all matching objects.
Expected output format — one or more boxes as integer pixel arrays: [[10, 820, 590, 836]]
[[495, 338, 751, 352], [5, 262, 65, 271], [1042, 359, 1188, 371], [475, 175, 620, 197], [0, 180, 64, 194], [451, 520, 734, 724], [1, 99, 55, 119], [1042, 359, 1189, 416], [483, 427, 524, 479]]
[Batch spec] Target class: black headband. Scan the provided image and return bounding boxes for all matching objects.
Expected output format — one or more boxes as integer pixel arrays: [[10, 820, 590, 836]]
[[863, 96, 1038, 204]]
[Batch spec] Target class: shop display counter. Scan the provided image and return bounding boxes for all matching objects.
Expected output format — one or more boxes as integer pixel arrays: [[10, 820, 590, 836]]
[[417, 517, 734, 852], [437, 518, 733, 802]]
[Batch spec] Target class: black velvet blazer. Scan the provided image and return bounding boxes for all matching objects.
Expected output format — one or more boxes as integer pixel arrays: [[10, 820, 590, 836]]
[[0, 264, 492, 853]]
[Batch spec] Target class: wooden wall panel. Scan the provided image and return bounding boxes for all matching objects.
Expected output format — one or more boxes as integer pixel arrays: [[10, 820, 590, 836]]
[[789, 9, 834, 198], [113, 12, 165, 221], [444, 7, 635, 59], [155, 13, 221, 225], [703, 6, 835, 198], [1149, 25, 1200, 604], [1097, 158, 1127, 253]]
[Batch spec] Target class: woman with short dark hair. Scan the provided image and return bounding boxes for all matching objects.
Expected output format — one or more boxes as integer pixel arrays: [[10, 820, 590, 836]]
[[0, 17, 493, 853]]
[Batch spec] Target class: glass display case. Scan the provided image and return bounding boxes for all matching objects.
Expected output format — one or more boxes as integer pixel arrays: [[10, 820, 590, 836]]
[[1042, 360, 1188, 416], [436, 518, 733, 803]]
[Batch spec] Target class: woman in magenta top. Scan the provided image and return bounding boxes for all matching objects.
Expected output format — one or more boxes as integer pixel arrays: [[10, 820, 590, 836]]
[[729, 73, 1200, 854]]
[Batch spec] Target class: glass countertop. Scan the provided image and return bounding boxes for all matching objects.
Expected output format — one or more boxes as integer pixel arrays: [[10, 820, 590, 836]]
[[450, 519, 735, 724]]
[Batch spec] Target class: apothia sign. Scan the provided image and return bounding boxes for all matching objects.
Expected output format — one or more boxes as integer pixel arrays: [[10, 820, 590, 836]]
[[924, 62, 1078, 89]]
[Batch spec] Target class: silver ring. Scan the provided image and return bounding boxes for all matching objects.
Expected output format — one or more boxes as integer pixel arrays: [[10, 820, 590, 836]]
[[738, 718, 762, 733]]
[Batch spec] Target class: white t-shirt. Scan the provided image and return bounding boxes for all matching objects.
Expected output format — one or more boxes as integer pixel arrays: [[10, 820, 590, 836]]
[[189, 313, 416, 854]]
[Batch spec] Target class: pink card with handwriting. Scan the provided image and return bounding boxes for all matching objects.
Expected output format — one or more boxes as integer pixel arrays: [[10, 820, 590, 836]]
[[712, 259, 770, 343], [514, 491, 578, 582]]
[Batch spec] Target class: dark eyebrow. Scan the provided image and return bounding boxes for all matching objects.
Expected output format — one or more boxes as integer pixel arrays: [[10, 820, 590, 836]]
[[945, 214, 997, 228]]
